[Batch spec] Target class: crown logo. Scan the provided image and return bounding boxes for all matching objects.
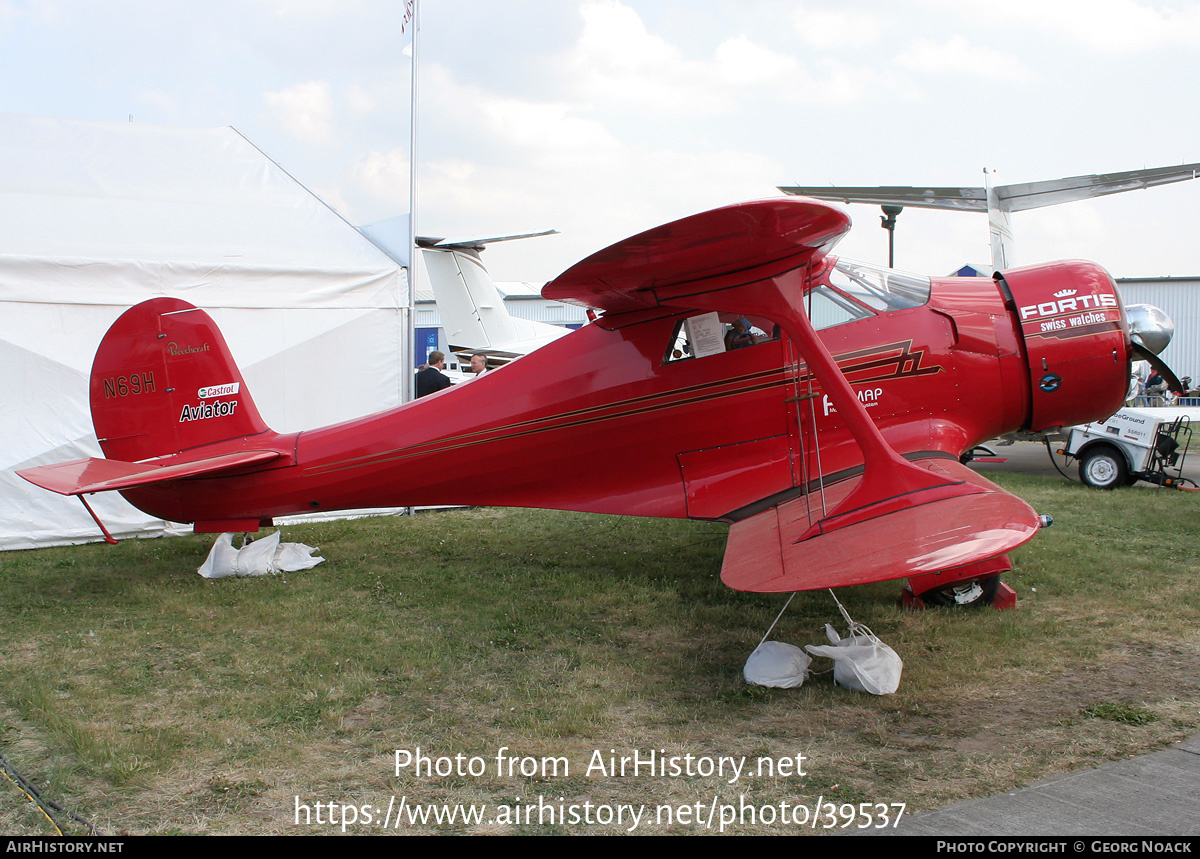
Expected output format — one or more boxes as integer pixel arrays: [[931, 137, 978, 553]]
[[1052, 289, 1077, 298]]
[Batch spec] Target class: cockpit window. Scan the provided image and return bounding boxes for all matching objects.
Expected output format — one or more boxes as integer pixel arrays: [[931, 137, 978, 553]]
[[661, 260, 932, 360], [806, 285, 873, 330], [664, 312, 775, 364]]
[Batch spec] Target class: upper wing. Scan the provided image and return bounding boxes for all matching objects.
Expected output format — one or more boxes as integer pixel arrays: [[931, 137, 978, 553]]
[[547, 196, 1038, 594], [542, 198, 851, 313]]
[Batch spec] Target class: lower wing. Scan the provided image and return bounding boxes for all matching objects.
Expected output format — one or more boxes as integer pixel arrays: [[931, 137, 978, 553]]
[[722, 457, 1040, 593]]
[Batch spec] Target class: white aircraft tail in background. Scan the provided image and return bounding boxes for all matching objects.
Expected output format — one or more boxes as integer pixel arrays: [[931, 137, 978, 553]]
[[417, 230, 568, 358], [781, 162, 1200, 271]]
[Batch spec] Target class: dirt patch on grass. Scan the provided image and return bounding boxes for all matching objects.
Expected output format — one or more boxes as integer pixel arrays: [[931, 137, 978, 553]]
[[939, 642, 1200, 756]]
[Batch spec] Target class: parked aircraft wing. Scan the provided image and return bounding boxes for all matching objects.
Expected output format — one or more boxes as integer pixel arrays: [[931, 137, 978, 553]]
[[722, 458, 1040, 592], [781, 163, 1200, 271], [995, 163, 1200, 212], [780, 163, 1200, 214], [777, 184, 988, 212]]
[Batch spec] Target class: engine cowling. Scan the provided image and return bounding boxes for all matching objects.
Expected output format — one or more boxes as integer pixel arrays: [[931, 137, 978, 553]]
[[996, 260, 1131, 432]]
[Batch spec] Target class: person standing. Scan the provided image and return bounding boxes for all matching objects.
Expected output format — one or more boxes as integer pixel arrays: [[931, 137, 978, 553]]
[[416, 351, 453, 398]]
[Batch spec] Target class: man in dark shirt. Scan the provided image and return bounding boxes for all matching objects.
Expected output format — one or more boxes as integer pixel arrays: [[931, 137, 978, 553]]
[[416, 351, 453, 398]]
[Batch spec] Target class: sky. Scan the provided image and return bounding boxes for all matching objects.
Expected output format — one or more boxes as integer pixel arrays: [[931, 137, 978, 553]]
[[1, 0, 1199, 284]]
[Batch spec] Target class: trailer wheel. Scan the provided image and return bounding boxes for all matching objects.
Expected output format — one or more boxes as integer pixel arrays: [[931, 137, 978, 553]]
[[920, 575, 1000, 607], [1079, 445, 1128, 490]]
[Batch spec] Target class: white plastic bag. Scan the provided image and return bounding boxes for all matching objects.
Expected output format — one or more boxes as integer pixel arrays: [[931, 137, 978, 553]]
[[273, 540, 326, 572], [805, 622, 902, 695], [743, 641, 811, 688], [236, 531, 281, 575], [197, 532, 325, 578], [196, 532, 241, 579]]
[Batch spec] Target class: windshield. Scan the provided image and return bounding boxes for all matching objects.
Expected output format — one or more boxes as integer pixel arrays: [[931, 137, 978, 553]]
[[827, 258, 931, 313]]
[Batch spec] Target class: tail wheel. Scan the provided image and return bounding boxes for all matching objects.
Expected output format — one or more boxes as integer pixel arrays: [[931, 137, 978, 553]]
[[919, 574, 1000, 608], [1079, 445, 1128, 490]]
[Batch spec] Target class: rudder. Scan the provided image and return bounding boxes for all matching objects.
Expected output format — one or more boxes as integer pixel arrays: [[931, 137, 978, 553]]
[[90, 298, 270, 463]]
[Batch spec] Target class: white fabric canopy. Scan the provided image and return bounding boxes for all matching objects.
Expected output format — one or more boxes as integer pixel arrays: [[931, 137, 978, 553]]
[[1, 114, 409, 549]]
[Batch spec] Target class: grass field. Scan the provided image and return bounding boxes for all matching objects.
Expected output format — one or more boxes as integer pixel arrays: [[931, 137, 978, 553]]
[[1, 474, 1198, 835]]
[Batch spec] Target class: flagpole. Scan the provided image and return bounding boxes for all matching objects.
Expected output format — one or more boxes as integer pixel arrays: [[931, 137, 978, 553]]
[[405, 0, 420, 403]]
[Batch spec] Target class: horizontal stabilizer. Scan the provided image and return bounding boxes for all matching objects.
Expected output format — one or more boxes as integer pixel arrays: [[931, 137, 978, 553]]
[[416, 229, 558, 251], [17, 449, 283, 496], [722, 458, 1040, 593]]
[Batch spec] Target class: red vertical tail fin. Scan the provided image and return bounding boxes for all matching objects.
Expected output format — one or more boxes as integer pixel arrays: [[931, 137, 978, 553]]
[[90, 298, 270, 462]]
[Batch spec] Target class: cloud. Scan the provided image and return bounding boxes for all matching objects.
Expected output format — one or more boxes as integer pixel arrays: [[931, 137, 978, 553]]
[[409, 127, 787, 280], [791, 4, 885, 48], [896, 35, 1032, 82], [569, 0, 714, 112], [348, 146, 410, 209], [327, 3, 890, 272], [478, 97, 622, 162], [577, 0, 679, 70], [0, 2, 17, 33], [245, 0, 373, 21], [713, 35, 800, 87], [135, 89, 179, 118], [263, 79, 335, 145], [920, 0, 1200, 52], [335, 53, 788, 278], [345, 84, 377, 117], [568, 0, 888, 112]]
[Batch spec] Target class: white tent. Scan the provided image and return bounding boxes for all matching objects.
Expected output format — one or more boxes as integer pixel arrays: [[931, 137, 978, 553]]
[[1, 114, 409, 550]]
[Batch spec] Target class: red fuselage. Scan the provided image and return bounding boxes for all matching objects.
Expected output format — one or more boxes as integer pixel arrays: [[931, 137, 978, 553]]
[[121, 256, 1129, 529]]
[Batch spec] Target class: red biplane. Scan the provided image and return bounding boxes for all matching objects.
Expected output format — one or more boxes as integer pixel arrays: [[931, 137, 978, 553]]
[[19, 198, 1139, 605]]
